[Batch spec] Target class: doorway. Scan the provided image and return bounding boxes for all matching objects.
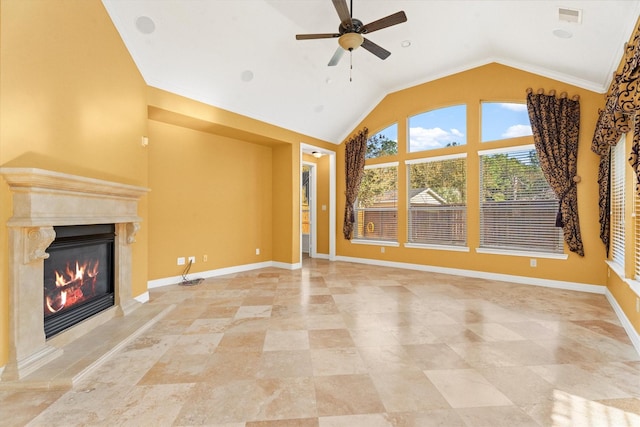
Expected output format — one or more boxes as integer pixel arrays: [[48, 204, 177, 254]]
[[300, 143, 336, 262], [301, 163, 313, 256]]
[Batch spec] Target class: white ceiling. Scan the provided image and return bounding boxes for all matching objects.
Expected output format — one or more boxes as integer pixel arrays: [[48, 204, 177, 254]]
[[102, 0, 640, 144]]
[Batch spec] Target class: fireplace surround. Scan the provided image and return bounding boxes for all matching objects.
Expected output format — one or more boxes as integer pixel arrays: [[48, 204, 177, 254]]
[[0, 168, 149, 381]]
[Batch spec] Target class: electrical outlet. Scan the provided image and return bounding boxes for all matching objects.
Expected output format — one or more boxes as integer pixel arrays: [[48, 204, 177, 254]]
[[530, 259, 537, 267], [256, 248, 260, 255], [177, 257, 185, 266], [188, 256, 196, 264], [381, 247, 385, 253], [203, 254, 208, 262], [636, 297, 640, 313]]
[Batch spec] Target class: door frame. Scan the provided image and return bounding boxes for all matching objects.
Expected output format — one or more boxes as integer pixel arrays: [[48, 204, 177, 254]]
[[300, 143, 336, 261]]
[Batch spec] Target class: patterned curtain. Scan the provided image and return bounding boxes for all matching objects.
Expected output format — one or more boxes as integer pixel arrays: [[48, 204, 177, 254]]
[[597, 152, 611, 256], [343, 128, 368, 240], [526, 89, 584, 256], [591, 18, 640, 252]]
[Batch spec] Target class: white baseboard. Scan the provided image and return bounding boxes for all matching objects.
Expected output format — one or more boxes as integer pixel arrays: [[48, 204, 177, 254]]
[[335, 255, 605, 294], [605, 289, 640, 355], [312, 253, 330, 260], [134, 292, 149, 304], [147, 260, 299, 289]]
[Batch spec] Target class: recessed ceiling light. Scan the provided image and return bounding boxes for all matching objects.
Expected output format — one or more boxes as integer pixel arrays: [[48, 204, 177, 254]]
[[552, 28, 573, 39], [135, 16, 156, 34], [401, 40, 411, 48], [241, 70, 254, 82]]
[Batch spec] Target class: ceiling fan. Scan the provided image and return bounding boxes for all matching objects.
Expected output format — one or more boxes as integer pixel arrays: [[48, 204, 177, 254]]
[[296, 0, 407, 67]]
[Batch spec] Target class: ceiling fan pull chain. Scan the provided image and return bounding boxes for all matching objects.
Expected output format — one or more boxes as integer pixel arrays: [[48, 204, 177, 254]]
[[350, 50, 353, 82]]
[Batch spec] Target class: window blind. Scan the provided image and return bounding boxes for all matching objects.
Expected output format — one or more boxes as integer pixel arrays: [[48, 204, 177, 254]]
[[407, 155, 466, 246], [479, 146, 563, 254], [354, 164, 398, 241], [611, 138, 626, 269]]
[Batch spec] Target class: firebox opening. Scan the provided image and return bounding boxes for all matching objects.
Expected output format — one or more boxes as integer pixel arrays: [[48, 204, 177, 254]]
[[43, 224, 115, 339]]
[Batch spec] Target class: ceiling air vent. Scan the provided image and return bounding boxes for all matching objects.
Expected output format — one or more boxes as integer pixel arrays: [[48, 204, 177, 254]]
[[558, 7, 582, 24]]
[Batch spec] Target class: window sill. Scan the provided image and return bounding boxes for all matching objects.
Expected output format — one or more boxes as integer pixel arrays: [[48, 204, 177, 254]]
[[605, 260, 640, 298], [404, 243, 469, 252], [350, 239, 400, 247], [475, 248, 568, 260]]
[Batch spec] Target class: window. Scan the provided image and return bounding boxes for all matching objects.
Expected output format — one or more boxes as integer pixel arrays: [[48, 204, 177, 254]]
[[407, 155, 466, 246], [481, 102, 533, 142], [409, 105, 466, 152], [611, 137, 626, 269], [367, 124, 397, 159], [354, 163, 398, 241], [479, 145, 563, 254]]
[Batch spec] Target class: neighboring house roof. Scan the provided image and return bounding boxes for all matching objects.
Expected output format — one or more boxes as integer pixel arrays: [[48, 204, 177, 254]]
[[409, 188, 447, 205]]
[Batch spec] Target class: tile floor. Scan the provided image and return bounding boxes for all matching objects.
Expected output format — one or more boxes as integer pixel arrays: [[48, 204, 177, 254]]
[[2, 259, 640, 426]]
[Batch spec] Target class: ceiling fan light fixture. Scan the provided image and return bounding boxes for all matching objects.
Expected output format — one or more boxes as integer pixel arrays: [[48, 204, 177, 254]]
[[338, 32, 364, 51]]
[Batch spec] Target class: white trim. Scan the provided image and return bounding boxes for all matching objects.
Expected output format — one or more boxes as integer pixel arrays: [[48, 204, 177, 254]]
[[405, 152, 467, 165], [478, 144, 536, 156], [476, 248, 568, 260], [314, 253, 330, 260], [350, 239, 400, 247], [272, 261, 302, 270], [134, 292, 149, 304], [364, 161, 399, 170], [404, 243, 470, 252], [147, 261, 273, 289], [606, 289, 640, 356], [329, 153, 336, 261], [335, 255, 605, 293]]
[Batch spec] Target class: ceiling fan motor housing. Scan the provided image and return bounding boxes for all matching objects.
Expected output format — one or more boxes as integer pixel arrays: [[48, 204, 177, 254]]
[[339, 18, 364, 34]]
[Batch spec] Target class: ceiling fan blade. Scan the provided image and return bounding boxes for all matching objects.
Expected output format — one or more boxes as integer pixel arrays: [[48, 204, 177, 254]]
[[361, 38, 391, 60], [362, 11, 407, 34], [296, 33, 340, 40], [332, 0, 353, 28], [328, 47, 345, 66]]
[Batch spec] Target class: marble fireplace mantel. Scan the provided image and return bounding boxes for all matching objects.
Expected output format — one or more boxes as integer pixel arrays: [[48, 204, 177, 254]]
[[0, 168, 149, 381]]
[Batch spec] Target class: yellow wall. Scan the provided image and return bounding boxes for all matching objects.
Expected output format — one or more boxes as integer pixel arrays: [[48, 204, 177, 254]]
[[273, 145, 299, 264], [316, 155, 331, 255], [337, 63, 606, 286], [0, 0, 149, 366], [147, 120, 273, 279]]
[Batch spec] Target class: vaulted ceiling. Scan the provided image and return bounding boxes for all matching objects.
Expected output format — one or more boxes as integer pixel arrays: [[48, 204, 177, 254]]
[[102, 0, 640, 143]]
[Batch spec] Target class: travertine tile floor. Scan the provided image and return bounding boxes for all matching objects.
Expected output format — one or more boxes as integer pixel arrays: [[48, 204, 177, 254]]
[[2, 259, 640, 426]]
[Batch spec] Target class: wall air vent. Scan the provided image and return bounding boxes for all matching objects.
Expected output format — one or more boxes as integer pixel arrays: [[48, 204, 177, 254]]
[[558, 7, 582, 24]]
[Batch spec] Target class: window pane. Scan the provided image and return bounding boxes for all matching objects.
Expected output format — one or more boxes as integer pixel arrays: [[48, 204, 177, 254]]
[[611, 137, 626, 268], [409, 105, 466, 152], [408, 157, 466, 246], [479, 147, 563, 254], [367, 124, 398, 159], [355, 166, 397, 241], [481, 102, 533, 142]]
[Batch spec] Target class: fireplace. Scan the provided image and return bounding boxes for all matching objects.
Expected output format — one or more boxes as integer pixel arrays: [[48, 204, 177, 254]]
[[0, 168, 149, 381], [43, 224, 116, 338]]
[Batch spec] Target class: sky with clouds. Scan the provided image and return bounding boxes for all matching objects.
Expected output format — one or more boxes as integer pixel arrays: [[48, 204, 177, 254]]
[[373, 102, 532, 152]]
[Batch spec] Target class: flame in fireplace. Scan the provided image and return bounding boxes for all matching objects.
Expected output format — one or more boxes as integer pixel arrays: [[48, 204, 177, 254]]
[[45, 260, 100, 314]]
